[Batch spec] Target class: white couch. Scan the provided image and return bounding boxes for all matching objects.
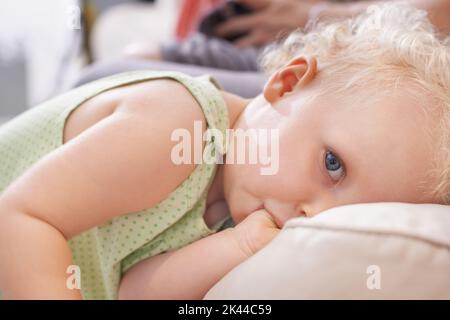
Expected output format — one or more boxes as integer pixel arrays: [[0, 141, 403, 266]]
[[205, 203, 450, 299]]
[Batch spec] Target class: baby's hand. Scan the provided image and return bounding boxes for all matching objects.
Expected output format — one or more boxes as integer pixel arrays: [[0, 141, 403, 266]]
[[231, 209, 281, 258]]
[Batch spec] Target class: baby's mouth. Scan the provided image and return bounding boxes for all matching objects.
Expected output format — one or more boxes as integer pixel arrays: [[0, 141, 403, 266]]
[[254, 203, 306, 228], [253, 203, 283, 228]]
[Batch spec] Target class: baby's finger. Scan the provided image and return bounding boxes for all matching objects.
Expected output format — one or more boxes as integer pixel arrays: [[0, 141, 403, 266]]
[[250, 209, 279, 229], [267, 227, 281, 241]]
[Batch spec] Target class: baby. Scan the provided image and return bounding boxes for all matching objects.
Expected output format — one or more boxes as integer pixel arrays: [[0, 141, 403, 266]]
[[0, 3, 449, 300]]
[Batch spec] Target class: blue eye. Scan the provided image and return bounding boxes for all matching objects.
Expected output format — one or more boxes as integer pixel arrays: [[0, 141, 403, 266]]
[[324, 151, 345, 181]]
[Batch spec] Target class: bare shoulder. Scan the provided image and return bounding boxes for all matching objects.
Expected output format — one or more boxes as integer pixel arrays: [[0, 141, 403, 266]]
[[1, 78, 208, 238], [115, 79, 202, 119], [64, 78, 205, 143]]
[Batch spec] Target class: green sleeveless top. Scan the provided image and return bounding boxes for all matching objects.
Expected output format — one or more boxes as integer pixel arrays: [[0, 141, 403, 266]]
[[0, 71, 234, 300]]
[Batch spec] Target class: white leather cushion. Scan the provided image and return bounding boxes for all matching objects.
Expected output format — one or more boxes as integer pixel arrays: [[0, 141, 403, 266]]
[[204, 203, 450, 299]]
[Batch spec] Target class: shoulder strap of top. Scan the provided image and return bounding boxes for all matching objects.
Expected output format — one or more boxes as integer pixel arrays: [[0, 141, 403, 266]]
[[74, 70, 229, 155]]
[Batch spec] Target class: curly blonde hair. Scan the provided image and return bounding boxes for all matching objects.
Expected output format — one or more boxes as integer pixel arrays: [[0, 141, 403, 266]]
[[260, 2, 450, 204]]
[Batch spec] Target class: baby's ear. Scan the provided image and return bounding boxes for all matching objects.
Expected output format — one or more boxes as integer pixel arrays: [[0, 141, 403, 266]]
[[263, 56, 317, 104]]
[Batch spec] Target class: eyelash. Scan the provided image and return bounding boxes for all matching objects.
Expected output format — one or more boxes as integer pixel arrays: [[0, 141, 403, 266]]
[[323, 149, 346, 184]]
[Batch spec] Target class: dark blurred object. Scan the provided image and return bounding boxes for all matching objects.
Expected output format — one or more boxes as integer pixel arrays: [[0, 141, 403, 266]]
[[82, 0, 98, 64], [199, 1, 253, 42]]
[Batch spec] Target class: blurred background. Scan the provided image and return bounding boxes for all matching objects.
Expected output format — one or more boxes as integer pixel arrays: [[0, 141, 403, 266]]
[[0, 0, 181, 123], [1, 0, 449, 125]]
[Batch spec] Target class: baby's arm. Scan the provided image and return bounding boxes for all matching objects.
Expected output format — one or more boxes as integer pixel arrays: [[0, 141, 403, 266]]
[[118, 210, 280, 300], [0, 80, 207, 299]]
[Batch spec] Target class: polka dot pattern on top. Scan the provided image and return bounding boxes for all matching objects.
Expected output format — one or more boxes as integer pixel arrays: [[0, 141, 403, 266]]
[[0, 71, 230, 300]]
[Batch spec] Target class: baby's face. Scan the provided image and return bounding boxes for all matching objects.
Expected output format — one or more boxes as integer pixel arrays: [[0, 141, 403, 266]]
[[223, 74, 440, 227]]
